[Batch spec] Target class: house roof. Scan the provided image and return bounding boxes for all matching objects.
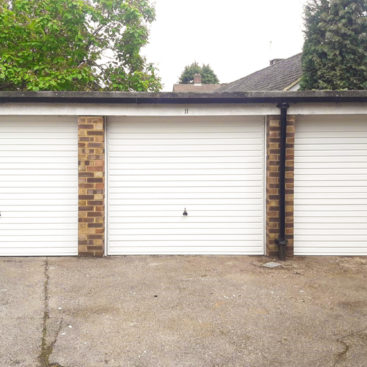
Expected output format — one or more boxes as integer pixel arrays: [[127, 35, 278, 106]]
[[172, 83, 223, 93], [217, 53, 303, 93]]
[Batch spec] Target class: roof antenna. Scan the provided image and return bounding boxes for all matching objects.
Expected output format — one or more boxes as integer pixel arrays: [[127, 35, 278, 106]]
[[269, 40, 273, 65]]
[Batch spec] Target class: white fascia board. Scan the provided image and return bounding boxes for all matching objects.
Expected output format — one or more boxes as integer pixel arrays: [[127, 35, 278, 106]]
[[0, 102, 366, 116], [0, 103, 278, 116], [289, 103, 367, 115]]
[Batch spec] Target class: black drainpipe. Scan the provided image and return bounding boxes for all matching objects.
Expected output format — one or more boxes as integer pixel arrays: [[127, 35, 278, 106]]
[[276, 102, 289, 260]]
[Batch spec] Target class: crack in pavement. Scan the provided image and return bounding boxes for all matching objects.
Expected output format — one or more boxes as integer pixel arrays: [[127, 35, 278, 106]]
[[38, 258, 64, 367], [333, 327, 367, 367], [333, 338, 349, 366]]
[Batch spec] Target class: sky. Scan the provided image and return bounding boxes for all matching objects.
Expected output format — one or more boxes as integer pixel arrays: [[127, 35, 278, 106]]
[[143, 0, 308, 91]]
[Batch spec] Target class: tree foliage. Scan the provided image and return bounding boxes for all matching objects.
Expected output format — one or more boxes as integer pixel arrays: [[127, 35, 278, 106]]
[[0, 0, 161, 91], [300, 0, 367, 90], [179, 62, 219, 84]]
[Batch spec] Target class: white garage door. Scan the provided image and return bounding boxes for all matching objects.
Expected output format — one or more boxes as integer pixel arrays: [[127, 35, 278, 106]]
[[295, 116, 367, 255], [107, 116, 265, 255], [0, 116, 78, 256]]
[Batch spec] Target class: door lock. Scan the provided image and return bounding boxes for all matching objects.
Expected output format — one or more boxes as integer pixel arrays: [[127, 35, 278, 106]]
[[183, 208, 188, 216]]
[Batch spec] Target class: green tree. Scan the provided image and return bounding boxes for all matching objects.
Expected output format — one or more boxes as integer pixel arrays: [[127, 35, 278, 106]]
[[179, 62, 219, 84], [300, 0, 367, 90], [0, 0, 161, 91]]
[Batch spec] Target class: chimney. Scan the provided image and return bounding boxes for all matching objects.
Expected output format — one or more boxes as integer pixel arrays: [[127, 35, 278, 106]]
[[193, 73, 202, 85], [270, 58, 283, 66]]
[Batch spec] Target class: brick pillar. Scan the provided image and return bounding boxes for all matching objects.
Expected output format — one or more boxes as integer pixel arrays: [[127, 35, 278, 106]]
[[266, 115, 295, 257], [78, 117, 105, 256]]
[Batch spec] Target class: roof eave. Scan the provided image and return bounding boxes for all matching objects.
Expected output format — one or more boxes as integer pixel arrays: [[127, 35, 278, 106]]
[[0, 91, 366, 104], [282, 78, 302, 92]]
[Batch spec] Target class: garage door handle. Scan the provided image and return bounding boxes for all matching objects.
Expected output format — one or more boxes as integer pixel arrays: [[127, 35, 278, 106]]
[[183, 208, 188, 216]]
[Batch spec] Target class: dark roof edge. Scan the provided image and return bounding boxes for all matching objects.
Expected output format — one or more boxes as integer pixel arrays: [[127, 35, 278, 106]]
[[0, 91, 366, 104]]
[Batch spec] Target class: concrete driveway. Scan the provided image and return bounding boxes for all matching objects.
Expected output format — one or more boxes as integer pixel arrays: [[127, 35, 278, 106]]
[[0, 256, 367, 367]]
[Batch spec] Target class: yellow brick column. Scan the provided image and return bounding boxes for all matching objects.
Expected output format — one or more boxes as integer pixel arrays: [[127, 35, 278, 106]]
[[266, 115, 295, 257], [78, 117, 105, 256]]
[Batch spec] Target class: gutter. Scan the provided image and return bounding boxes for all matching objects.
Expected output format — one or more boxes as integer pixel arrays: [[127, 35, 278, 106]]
[[276, 103, 289, 260], [0, 91, 367, 104]]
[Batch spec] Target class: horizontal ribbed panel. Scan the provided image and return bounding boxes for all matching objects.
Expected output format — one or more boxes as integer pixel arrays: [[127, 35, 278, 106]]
[[294, 116, 367, 255], [0, 116, 78, 256], [107, 117, 265, 255]]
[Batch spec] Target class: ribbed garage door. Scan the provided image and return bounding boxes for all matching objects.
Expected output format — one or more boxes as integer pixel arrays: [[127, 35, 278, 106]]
[[295, 116, 367, 255], [107, 116, 265, 255], [0, 116, 78, 256]]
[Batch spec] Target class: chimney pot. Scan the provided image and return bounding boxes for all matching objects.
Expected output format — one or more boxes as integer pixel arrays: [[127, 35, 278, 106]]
[[193, 73, 202, 85]]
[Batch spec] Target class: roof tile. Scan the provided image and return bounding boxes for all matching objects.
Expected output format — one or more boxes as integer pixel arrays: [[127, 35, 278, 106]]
[[217, 53, 302, 92]]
